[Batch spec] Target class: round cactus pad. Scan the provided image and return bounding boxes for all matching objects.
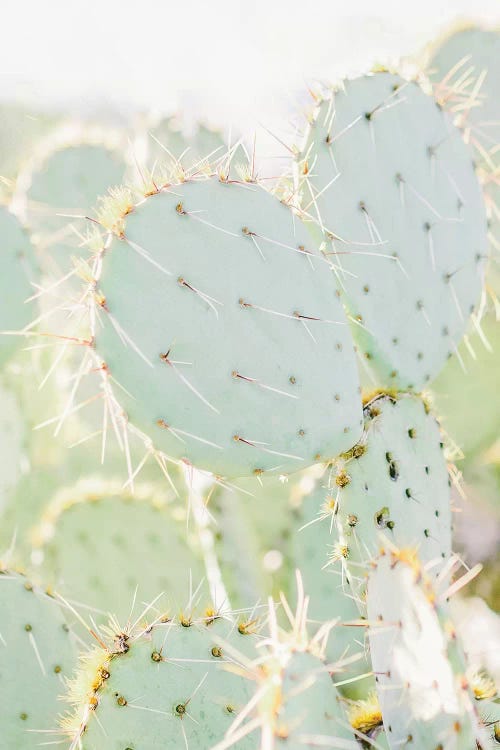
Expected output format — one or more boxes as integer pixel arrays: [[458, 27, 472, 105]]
[[93, 177, 363, 477], [297, 72, 488, 389], [0, 571, 77, 748]]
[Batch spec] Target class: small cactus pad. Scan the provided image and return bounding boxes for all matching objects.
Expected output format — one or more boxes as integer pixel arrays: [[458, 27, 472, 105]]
[[0, 569, 77, 749], [328, 393, 452, 609], [296, 72, 488, 389], [21, 139, 125, 276], [251, 649, 356, 749], [0, 207, 37, 366], [432, 312, 500, 459], [91, 175, 363, 477], [61, 616, 258, 750], [147, 118, 227, 169], [31, 479, 207, 623], [425, 26, 500, 255], [239, 591, 358, 749], [0, 378, 26, 514], [366, 549, 487, 749], [211, 472, 299, 606], [0, 103, 58, 189], [293, 470, 374, 700]]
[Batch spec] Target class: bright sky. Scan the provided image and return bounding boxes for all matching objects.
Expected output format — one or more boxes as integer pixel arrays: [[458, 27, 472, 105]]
[[2, 0, 499, 153]]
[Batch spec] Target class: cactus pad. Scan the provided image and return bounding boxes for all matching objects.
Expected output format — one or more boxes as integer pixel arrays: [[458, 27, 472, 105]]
[[32, 479, 207, 622], [90, 175, 363, 477], [366, 548, 487, 749], [0, 207, 37, 366], [296, 72, 488, 389], [212, 471, 299, 606], [61, 590, 358, 749], [426, 26, 500, 266], [61, 615, 258, 749], [293, 469, 374, 700], [0, 569, 77, 749], [20, 137, 125, 277], [330, 393, 452, 609], [0, 378, 26, 514]]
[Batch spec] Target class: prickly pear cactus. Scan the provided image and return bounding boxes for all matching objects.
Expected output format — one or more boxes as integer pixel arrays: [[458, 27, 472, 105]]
[[292, 468, 375, 700], [366, 548, 487, 749], [0, 569, 77, 749], [147, 117, 227, 168], [60, 588, 359, 750], [2, 22, 499, 750], [425, 27, 500, 249], [327, 392, 452, 608], [59, 614, 259, 750], [295, 72, 488, 389], [0, 207, 38, 366], [248, 648, 355, 749], [16, 131, 126, 277], [31, 479, 207, 622], [211, 471, 299, 606], [0, 103, 58, 194], [0, 376, 26, 513], [432, 312, 500, 460], [86, 174, 363, 477]]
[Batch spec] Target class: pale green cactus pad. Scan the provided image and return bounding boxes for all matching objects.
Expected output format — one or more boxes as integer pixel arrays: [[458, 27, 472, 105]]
[[60, 615, 258, 750], [61, 590, 357, 749], [432, 313, 500, 460], [0, 207, 38, 366], [211, 471, 299, 606], [145, 117, 248, 187], [0, 104, 58, 191], [425, 26, 500, 252], [296, 72, 488, 389], [0, 377, 26, 514], [31, 479, 207, 622], [235, 592, 358, 750], [253, 649, 356, 749], [328, 392, 452, 609], [148, 117, 227, 168], [292, 468, 374, 700], [20, 138, 125, 277], [91, 175, 363, 477], [366, 549, 487, 749], [0, 569, 77, 749]]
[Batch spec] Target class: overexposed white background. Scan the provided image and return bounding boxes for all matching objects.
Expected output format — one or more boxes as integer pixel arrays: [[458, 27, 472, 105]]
[[2, 0, 500, 148]]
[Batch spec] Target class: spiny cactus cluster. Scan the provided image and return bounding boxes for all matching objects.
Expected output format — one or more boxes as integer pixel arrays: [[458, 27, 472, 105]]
[[0, 21, 499, 750]]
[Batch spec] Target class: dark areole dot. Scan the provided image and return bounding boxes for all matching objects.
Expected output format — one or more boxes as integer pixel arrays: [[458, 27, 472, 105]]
[[389, 461, 399, 481]]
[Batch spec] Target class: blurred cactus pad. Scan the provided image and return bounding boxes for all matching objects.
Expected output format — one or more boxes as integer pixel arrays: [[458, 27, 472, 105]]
[[0, 20, 499, 750]]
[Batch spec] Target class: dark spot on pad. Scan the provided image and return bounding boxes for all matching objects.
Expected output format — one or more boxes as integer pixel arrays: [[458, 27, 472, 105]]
[[388, 461, 399, 481]]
